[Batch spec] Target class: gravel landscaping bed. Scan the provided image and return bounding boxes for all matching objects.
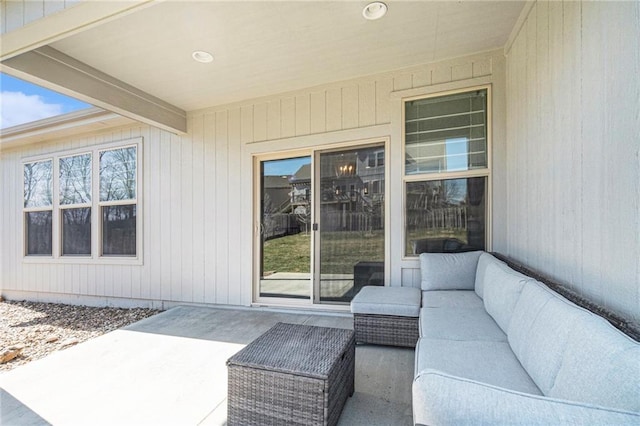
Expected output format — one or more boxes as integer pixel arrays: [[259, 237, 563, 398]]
[[0, 299, 161, 372]]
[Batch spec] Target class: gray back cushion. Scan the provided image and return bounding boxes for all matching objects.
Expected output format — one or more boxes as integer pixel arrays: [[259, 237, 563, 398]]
[[419, 251, 483, 291], [549, 314, 640, 412], [482, 262, 529, 333], [508, 281, 592, 395], [474, 252, 506, 299]]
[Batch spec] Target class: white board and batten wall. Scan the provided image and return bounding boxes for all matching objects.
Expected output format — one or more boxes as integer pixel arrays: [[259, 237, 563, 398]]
[[0, 49, 506, 308], [1, 0, 78, 33], [503, 0, 640, 324], [1, 0, 637, 325]]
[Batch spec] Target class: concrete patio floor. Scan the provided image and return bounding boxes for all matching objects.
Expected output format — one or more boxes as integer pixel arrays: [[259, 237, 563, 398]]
[[0, 306, 414, 425]]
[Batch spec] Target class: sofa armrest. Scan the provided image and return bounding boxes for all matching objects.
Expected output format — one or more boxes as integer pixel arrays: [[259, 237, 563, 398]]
[[413, 370, 640, 426]]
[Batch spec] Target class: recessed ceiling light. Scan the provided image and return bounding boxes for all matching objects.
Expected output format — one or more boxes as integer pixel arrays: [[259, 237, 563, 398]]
[[362, 2, 387, 20], [192, 50, 214, 63]]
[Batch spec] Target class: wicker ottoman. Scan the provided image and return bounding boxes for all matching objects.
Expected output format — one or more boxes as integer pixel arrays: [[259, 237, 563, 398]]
[[226, 322, 355, 426], [350, 286, 421, 347]]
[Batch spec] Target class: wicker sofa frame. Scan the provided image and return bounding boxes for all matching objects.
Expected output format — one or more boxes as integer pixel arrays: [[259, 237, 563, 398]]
[[353, 313, 419, 348]]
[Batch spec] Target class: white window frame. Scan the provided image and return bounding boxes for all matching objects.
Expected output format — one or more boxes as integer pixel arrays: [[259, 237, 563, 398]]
[[59, 151, 93, 256], [21, 137, 143, 265], [22, 158, 54, 256], [402, 85, 492, 259]]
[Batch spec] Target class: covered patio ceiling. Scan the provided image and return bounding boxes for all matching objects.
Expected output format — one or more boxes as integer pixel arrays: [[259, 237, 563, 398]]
[[1, 1, 525, 133]]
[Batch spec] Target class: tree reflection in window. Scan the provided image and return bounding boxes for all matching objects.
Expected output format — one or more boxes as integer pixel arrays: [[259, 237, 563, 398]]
[[25, 211, 53, 255], [102, 205, 136, 256], [60, 154, 91, 205], [62, 207, 91, 255], [100, 147, 137, 201], [100, 146, 137, 256], [24, 160, 53, 208], [24, 160, 53, 256], [405, 177, 485, 255]]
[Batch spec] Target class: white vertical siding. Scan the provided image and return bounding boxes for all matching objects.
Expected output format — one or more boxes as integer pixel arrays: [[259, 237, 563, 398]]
[[1, 50, 504, 306], [295, 95, 311, 136], [2, 0, 75, 34], [4, 0, 24, 33], [191, 114, 205, 304], [227, 108, 243, 306], [505, 0, 640, 323], [214, 111, 229, 304], [203, 113, 216, 304], [310, 92, 326, 135]]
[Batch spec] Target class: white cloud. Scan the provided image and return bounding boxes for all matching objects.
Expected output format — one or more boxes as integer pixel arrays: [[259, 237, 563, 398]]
[[0, 91, 64, 129]]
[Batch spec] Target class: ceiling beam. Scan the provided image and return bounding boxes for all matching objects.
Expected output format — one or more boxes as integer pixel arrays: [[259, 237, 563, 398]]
[[1, 46, 187, 134], [0, 1, 157, 62]]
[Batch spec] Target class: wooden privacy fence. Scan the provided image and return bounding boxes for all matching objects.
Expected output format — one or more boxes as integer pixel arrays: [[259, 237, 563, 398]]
[[406, 206, 467, 230], [263, 213, 303, 240], [321, 210, 383, 232]]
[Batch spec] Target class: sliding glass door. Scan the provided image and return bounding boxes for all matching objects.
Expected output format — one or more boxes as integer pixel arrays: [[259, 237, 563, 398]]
[[315, 145, 385, 303], [256, 142, 386, 305], [258, 156, 312, 299]]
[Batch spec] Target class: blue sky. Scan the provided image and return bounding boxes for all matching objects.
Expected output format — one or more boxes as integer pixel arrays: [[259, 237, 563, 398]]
[[0, 73, 91, 129], [263, 157, 310, 176]]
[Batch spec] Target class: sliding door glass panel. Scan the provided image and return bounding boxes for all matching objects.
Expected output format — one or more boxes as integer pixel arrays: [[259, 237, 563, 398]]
[[259, 156, 312, 299], [317, 146, 385, 303]]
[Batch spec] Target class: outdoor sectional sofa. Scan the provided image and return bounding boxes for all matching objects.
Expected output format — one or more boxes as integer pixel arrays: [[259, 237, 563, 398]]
[[352, 251, 640, 425], [413, 251, 640, 425]]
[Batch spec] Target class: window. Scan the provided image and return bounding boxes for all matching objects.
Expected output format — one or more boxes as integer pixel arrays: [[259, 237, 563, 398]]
[[367, 150, 385, 168], [23, 160, 53, 255], [404, 88, 490, 256], [22, 139, 141, 261], [59, 153, 92, 255], [99, 147, 137, 256], [405, 89, 487, 174]]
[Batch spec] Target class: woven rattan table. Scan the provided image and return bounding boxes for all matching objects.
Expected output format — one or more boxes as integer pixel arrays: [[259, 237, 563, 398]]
[[226, 322, 355, 426]]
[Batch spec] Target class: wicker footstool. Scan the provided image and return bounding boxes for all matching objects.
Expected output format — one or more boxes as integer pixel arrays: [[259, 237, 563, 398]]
[[350, 286, 421, 347], [226, 322, 355, 426]]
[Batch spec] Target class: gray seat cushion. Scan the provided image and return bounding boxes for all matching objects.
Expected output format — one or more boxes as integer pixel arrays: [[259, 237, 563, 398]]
[[419, 307, 507, 342], [413, 371, 640, 426], [415, 337, 541, 395], [350, 286, 421, 317], [419, 251, 483, 291], [422, 290, 484, 309]]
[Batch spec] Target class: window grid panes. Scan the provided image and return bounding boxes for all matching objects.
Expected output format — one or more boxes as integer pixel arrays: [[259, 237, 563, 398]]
[[59, 153, 92, 256], [24, 160, 53, 209], [22, 140, 140, 260], [405, 89, 487, 175], [405, 178, 486, 255], [100, 147, 137, 202], [25, 211, 53, 255], [62, 207, 92, 255], [99, 146, 137, 257], [102, 205, 137, 256], [404, 88, 490, 256], [59, 153, 92, 205], [23, 160, 53, 255]]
